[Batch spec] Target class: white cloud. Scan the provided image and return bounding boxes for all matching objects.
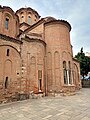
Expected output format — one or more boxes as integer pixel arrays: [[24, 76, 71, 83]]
[[0, 0, 90, 55]]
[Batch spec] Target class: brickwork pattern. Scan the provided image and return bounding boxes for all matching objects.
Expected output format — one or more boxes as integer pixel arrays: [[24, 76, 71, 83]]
[[0, 5, 81, 102]]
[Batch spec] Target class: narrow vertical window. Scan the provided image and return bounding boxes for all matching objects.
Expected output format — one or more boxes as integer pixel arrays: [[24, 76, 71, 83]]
[[63, 61, 68, 84], [5, 18, 9, 29], [5, 77, 8, 89], [35, 15, 37, 18], [7, 49, 9, 56], [28, 16, 31, 24], [68, 61, 71, 84], [38, 70, 42, 91], [21, 16, 24, 22]]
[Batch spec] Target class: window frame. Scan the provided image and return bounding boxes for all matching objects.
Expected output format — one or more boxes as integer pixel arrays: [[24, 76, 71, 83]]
[[5, 18, 9, 30], [28, 16, 31, 24], [68, 61, 71, 84], [63, 61, 68, 84]]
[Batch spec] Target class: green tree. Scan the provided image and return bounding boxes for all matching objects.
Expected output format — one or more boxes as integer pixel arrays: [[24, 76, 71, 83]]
[[75, 47, 90, 78]]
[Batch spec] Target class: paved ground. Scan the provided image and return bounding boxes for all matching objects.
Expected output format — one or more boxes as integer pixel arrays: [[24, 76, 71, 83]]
[[0, 88, 90, 120]]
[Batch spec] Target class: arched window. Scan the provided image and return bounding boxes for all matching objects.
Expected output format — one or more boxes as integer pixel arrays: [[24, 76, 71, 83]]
[[35, 14, 37, 18], [63, 61, 68, 84], [21, 15, 24, 22], [63, 61, 66, 69], [5, 18, 9, 29], [20, 11, 24, 23], [5, 77, 8, 89], [28, 16, 31, 24]]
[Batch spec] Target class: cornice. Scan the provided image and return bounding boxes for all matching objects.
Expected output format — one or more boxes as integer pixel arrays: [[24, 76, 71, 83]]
[[20, 22, 30, 27], [73, 58, 80, 63], [16, 7, 40, 18], [0, 34, 22, 44], [44, 19, 71, 32], [22, 35, 46, 47], [24, 18, 45, 33]]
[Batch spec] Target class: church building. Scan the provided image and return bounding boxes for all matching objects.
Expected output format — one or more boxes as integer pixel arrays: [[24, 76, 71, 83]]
[[0, 5, 81, 101]]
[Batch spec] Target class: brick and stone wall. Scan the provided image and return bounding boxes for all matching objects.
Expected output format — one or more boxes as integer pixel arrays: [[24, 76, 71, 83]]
[[20, 37, 46, 94], [0, 6, 81, 103], [0, 37, 21, 102], [73, 59, 81, 90], [44, 20, 75, 92], [0, 6, 19, 38]]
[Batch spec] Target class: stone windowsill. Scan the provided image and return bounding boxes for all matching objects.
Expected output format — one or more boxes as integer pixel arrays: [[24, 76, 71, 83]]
[[63, 84, 75, 87]]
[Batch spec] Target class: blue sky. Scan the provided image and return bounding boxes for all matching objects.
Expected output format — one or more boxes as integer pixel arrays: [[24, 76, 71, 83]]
[[0, 0, 90, 56]]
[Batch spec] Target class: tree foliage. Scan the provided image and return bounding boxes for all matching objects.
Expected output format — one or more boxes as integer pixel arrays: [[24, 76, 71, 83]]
[[75, 47, 90, 77]]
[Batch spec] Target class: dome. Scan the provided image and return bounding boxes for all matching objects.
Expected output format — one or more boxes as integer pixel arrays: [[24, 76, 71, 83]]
[[16, 7, 40, 25]]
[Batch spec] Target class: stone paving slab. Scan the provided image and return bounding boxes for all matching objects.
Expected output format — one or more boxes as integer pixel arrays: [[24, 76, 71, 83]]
[[0, 88, 90, 120]]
